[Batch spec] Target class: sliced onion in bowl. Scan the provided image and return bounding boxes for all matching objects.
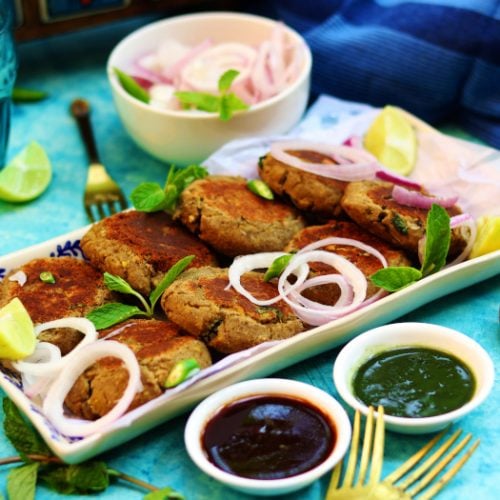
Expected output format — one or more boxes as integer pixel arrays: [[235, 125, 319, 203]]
[[42, 340, 141, 438]]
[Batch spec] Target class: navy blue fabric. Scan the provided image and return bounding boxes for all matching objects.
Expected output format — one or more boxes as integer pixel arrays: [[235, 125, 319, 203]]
[[266, 0, 500, 147]]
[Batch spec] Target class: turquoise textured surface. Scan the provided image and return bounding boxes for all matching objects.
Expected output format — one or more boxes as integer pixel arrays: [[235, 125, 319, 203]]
[[0, 16, 499, 500]]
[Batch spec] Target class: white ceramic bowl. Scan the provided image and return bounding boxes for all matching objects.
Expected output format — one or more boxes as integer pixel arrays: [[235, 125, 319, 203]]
[[184, 378, 351, 496], [333, 322, 494, 434], [107, 12, 312, 166]]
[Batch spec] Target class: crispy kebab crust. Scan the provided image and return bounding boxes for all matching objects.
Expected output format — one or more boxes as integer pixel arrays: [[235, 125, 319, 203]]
[[340, 180, 468, 258], [0, 257, 115, 354], [80, 210, 218, 296], [64, 319, 211, 420], [173, 175, 305, 257], [259, 150, 347, 217], [161, 266, 305, 354]]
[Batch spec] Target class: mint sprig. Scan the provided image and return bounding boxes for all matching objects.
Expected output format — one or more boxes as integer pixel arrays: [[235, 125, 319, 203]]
[[114, 67, 150, 104], [131, 164, 208, 214], [87, 255, 194, 329], [1, 398, 184, 498], [175, 69, 249, 121], [371, 204, 451, 292]]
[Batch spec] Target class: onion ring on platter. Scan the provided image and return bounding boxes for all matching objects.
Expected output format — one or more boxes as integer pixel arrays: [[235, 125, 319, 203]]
[[227, 252, 309, 306], [13, 317, 98, 377], [42, 340, 141, 438], [270, 141, 379, 181], [447, 214, 477, 266], [392, 185, 459, 209]]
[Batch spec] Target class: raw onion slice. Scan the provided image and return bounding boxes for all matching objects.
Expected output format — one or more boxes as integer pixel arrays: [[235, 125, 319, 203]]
[[376, 169, 422, 189], [42, 340, 141, 437], [163, 38, 213, 83], [392, 185, 459, 209], [227, 252, 309, 306], [277, 250, 368, 326], [288, 274, 353, 309], [447, 214, 477, 266], [8, 271, 27, 286], [13, 317, 98, 377], [270, 141, 379, 181]]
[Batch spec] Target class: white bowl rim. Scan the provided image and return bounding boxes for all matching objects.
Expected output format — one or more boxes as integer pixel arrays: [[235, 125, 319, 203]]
[[184, 377, 351, 492], [106, 11, 313, 120], [333, 322, 495, 428]]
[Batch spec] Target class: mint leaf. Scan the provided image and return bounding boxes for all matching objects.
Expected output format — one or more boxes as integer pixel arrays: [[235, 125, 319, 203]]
[[39, 462, 109, 494], [86, 303, 148, 329], [3, 399, 51, 457], [131, 182, 168, 212], [219, 92, 249, 121], [103, 273, 149, 311], [218, 69, 239, 93], [421, 204, 451, 277], [114, 67, 150, 104], [149, 255, 195, 309], [144, 487, 185, 500], [264, 254, 293, 282], [174, 91, 220, 112], [370, 266, 422, 292], [7, 463, 39, 500]]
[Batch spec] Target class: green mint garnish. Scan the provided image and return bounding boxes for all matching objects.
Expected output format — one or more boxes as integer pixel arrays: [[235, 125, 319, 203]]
[[371, 204, 451, 292], [114, 67, 150, 104], [2, 398, 184, 498], [247, 179, 274, 200], [131, 164, 208, 214], [175, 69, 249, 121], [263, 254, 293, 282], [87, 255, 194, 329]]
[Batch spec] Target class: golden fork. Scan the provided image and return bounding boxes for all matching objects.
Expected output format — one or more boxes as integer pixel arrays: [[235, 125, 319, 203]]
[[326, 407, 480, 499], [70, 98, 127, 222]]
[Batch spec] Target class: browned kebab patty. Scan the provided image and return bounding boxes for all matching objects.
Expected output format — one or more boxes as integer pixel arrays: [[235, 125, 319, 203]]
[[340, 180, 468, 258], [64, 319, 211, 420], [0, 257, 115, 354], [258, 150, 347, 217], [80, 210, 218, 296], [284, 220, 413, 305], [161, 266, 305, 354], [173, 175, 306, 257]]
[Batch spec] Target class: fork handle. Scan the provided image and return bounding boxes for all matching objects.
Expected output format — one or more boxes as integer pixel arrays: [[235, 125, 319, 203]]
[[71, 98, 100, 165]]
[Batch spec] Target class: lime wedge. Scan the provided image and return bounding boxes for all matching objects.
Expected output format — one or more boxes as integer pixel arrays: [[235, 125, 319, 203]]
[[0, 298, 36, 360], [364, 105, 417, 176], [0, 141, 52, 202], [469, 215, 500, 259]]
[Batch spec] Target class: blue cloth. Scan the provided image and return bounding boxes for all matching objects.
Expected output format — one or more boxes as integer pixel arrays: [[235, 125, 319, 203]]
[[269, 0, 500, 148]]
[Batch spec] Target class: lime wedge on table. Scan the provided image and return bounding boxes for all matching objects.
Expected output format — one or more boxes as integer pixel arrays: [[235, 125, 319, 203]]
[[0, 298, 36, 360], [0, 141, 52, 202], [469, 215, 500, 259], [364, 105, 417, 175]]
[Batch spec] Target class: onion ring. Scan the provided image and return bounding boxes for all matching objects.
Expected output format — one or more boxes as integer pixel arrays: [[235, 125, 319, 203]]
[[270, 141, 379, 181], [42, 340, 141, 437], [13, 317, 98, 377], [392, 185, 459, 209]]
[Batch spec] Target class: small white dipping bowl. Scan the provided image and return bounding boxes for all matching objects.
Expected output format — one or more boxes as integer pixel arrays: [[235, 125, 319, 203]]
[[333, 322, 494, 434], [184, 378, 351, 496], [107, 12, 312, 166]]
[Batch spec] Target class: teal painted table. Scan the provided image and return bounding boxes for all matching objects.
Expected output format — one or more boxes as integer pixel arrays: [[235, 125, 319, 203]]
[[0, 17, 499, 500]]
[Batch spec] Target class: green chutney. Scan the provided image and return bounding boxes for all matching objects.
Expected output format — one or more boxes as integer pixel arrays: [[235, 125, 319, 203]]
[[352, 347, 475, 418]]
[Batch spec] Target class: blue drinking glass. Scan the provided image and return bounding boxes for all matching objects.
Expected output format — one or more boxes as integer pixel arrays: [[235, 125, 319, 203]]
[[0, 0, 16, 167]]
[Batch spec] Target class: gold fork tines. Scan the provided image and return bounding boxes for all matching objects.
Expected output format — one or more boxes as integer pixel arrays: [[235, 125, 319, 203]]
[[325, 408, 479, 500], [71, 98, 128, 222]]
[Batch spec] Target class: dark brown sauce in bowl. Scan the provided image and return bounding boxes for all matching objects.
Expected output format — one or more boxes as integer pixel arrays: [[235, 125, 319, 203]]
[[201, 395, 336, 480]]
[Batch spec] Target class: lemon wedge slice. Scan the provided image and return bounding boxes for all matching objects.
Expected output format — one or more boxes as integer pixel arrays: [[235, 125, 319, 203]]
[[469, 215, 500, 259], [0, 298, 36, 360], [0, 141, 52, 203], [364, 105, 417, 175]]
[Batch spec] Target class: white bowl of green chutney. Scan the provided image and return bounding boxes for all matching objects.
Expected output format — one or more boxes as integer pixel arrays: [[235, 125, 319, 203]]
[[333, 322, 494, 434]]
